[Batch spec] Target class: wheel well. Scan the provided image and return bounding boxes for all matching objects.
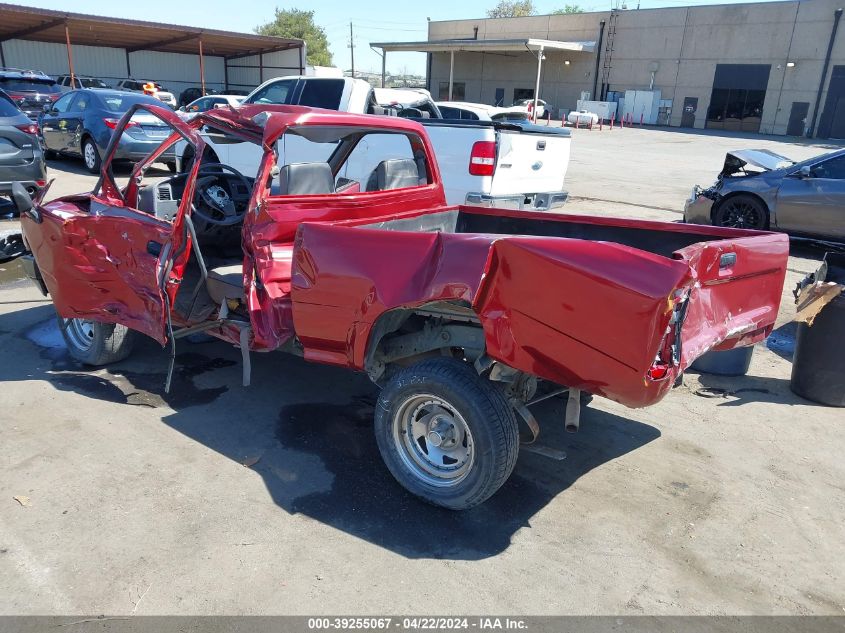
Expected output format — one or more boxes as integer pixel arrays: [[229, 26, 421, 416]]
[[712, 191, 770, 228], [363, 302, 485, 384]]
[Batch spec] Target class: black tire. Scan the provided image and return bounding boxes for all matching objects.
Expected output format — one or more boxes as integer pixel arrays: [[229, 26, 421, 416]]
[[81, 137, 101, 174], [374, 357, 519, 510], [713, 194, 768, 230], [57, 316, 136, 366]]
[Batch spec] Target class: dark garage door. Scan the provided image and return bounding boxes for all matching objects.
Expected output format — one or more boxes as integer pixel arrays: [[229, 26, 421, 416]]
[[706, 64, 771, 133], [818, 65, 845, 139]]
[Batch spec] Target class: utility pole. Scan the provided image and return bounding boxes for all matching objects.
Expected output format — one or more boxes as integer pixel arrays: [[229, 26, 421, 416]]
[[349, 22, 355, 78]]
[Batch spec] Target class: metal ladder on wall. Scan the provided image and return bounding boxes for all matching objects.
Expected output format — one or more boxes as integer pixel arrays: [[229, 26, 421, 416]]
[[600, 9, 620, 100]]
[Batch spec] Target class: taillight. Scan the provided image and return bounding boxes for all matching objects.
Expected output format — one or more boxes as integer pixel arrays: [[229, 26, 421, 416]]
[[469, 141, 496, 176], [15, 122, 39, 135], [103, 118, 138, 129], [647, 363, 669, 381]]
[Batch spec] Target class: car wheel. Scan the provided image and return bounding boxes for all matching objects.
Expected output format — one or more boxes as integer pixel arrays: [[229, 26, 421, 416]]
[[374, 357, 519, 510], [82, 137, 101, 174], [58, 316, 136, 365], [713, 194, 768, 229]]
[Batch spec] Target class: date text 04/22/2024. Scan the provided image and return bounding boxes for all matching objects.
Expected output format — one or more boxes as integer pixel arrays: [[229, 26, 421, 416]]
[[307, 618, 528, 630]]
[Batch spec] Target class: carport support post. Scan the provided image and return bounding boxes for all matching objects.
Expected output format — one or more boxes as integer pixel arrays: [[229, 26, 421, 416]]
[[448, 50, 454, 100], [199, 38, 206, 96], [532, 45, 544, 123], [381, 49, 386, 88], [64, 23, 75, 88]]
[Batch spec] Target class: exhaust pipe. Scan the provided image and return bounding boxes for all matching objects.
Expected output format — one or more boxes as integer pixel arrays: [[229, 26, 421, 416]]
[[565, 388, 581, 433]]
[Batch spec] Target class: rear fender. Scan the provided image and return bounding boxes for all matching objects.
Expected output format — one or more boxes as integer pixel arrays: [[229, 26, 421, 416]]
[[472, 237, 693, 408]]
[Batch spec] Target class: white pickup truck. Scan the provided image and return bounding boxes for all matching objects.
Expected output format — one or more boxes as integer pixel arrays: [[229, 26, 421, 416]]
[[177, 76, 571, 210]]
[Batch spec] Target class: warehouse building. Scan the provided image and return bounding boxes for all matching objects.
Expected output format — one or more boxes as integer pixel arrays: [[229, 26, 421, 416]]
[[374, 0, 845, 138], [0, 2, 304, 100]]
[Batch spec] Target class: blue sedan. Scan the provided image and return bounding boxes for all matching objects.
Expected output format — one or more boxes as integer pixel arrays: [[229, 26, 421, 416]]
[[39, 89, 175, 174]]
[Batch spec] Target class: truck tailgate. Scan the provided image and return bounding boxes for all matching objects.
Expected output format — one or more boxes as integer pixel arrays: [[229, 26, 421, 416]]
[[674, 232, 789, 366], [489, 129, 570, 197]]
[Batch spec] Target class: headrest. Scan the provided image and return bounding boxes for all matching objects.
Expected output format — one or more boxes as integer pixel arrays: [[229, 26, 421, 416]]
[[278, 162, 335, 196], [376, 158, 421, 191]]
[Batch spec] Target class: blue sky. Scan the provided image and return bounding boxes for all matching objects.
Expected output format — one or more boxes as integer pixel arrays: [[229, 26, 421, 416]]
[[24, 0, 787, 75]]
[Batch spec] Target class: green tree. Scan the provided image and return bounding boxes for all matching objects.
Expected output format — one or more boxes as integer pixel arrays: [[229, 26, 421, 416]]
[[553, 4, 585, 13], [486, 0, 536, 18], [255, 8, 332, 67]]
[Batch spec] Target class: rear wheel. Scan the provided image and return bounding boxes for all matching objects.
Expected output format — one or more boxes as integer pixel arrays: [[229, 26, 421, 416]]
[[713, 194, 768, 229], [58, 316, 136, 366], [82, 137, 101, 174], [374, 358, 519, 510]]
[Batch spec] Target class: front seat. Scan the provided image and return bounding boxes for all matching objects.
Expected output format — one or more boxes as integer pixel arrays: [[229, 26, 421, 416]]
[[367, 158, 422, 191], [206, 264, 244, 304], [278, 162, 335, 195]]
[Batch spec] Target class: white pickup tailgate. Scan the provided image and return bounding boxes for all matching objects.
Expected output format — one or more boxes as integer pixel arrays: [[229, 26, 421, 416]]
[[489, 129, 570, 198], [422, 124, 495, 206]]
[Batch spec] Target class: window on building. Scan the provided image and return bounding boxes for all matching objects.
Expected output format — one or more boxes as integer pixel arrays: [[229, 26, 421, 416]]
[[438, 82, 465, 101], [706, 64, 771, 133], [513, 88, 535, 103]]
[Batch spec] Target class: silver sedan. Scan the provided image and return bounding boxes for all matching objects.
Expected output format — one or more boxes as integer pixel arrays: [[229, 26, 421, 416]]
[[684, 148, 845, 240]]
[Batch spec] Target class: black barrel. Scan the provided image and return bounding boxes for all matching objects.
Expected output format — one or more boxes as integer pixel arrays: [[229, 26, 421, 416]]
[[790, 253, 845, 407]]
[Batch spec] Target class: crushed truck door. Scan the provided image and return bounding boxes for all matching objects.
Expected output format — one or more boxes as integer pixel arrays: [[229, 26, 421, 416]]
[[21, 104, 204, 345]]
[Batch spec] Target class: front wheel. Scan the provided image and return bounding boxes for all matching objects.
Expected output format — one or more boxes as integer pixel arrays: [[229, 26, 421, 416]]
[[374, 358, 519, 510], [713, 194, 768, 229], [58, 316, 136, 365]]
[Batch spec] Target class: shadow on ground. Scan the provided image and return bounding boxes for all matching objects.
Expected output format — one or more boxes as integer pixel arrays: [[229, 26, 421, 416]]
[[3, 309, 662, 560]]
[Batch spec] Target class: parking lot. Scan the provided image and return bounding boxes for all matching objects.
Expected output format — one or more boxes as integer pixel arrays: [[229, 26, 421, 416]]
[[1, 125, 843, 616]]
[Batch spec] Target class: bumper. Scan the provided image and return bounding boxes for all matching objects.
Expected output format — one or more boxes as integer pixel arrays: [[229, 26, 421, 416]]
[[683, 187, 715, 225], [465, 190, 568, 211], [0, 160, 47, 196], [113, 138, 176, 163]]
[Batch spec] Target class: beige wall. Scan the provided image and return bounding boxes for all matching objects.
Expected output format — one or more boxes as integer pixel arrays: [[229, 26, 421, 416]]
[[428, 0, 845, 136]]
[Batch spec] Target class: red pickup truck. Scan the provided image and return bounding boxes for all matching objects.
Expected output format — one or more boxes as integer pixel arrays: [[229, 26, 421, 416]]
[[13, 104, 789, 509]]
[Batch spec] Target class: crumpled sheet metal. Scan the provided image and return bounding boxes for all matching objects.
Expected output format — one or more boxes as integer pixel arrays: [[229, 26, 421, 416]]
[[24, 202, 171, 344], [291, 219, 789, 409], [674, 233, 789, 366]]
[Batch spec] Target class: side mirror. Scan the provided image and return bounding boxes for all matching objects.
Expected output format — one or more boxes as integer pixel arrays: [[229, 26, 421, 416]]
[[178, 106, 186, 112], [42, 103, 52, 113], [799, 165, 813, 179], [11, 182, 35, 218]]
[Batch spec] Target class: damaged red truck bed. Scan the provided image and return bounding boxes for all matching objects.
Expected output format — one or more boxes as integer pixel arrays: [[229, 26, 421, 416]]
[[16, 104, 789, 509]]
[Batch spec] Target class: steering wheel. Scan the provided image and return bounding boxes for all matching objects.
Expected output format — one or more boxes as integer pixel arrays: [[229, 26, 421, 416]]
[[191, 163, 252, 226]]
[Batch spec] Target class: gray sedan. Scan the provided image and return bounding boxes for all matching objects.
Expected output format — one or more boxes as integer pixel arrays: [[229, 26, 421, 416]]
[[39, 89, 175, 174], [0, 89, 46, 199], [684, 148, 845, 240]]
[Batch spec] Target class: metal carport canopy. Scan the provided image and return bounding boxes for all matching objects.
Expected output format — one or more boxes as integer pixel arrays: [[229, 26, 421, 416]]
[[0, 2, 304, 92], [370, 38, 595, 112]]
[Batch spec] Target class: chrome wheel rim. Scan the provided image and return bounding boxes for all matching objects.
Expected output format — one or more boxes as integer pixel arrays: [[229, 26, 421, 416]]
[[392, 393, 474, 487], [721, 201, 761, 228], [84, 143, 97, 169], [64, 318, 95, 352]]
